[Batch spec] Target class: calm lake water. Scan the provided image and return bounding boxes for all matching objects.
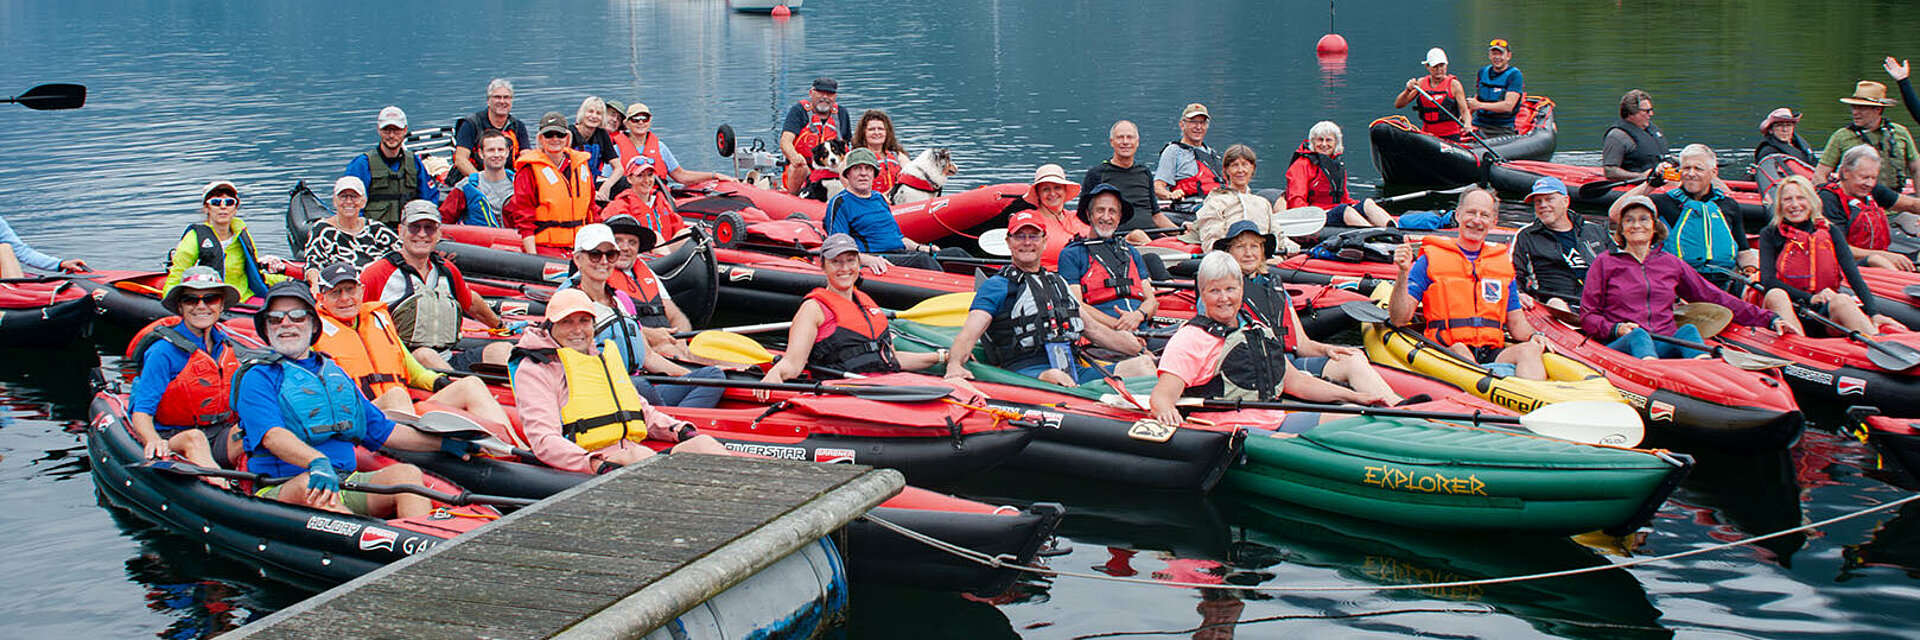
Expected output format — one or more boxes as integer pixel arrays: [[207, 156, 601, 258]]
[[6, 0, 1920, 637]]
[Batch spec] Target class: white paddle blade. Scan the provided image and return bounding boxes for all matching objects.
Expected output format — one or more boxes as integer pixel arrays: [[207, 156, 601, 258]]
[[1136, 245, 1198, 259], [978, 229, 1011, 257], [1519, 401, 1645, 447], [1272, 206, 1329, 237], [1718, 349, 1790, 371], [419, 410, 522, 454]]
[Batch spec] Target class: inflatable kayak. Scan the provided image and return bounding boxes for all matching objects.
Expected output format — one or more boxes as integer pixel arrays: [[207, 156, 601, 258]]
[[0, 276, 94, 348], [1367, 96, 1559, 187], [1225, 404, 1691, 534], [1488, 160, 1771, 229], [1363, 323, 1626, 413], [1523, 305, 1804, 451], [1856, 411, 1920, 489], [673, 180, 1027, 247], [1710, 323, 1920, 417]]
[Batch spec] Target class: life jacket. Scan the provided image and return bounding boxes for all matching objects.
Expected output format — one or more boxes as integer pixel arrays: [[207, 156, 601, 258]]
[[609, 264, 671, 328], [1753, 135, 1814, 167], [127, 317, 241, 429], [1184, 313, 1287, 402], [233, 351, 367, 445], [1661, 187, 1739, 270], [1607, 119, 1668, 173], [175, 223, 270, 301], [1412, 75, 1464, 138], [614, 131, 671, 181], [617, 179, 680, 235], [452, 169, 514, 227], [362, 147, 420, 225], [893, 168, 940, 195], [1165, 141, 1223, 198], [1239, 275, 1299, 352], [515, 340, 655, 451], [590, 288, 652, 375], [1290, 140, 1347, 205], [1067, 237, 1145, 305], [1418, 236, 1513, 349], [804, 288, 901, 374], [1844, 120, 1914, 186], [314, 302, 413, 400], [516, 148, 595, 249], [792, 100, 844, 157], [453, 111, 525, 179], [1776, 218, 1845, 293], [983, 267, 1084, 365], [378, 253, 464, 350], [1474, 65, 1523, 129], [873, 150, 904, 195], [1819, 182, 1893, 251]]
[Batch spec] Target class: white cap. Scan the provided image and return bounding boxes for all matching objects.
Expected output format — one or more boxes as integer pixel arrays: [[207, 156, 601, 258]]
[[573, 223, 616, 252], [376, 106, 408, 129], [332, 175, 365, 197], [1423, 47, 1449, 67]]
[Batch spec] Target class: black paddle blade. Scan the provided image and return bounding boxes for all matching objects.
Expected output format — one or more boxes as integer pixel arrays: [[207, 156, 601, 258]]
[[1904, 284, 1920, 299], [1337, 300, 1391, 324], [9, 84, 85, 110], [1577, 177, 1639, 200], [843, 384, 955, 403], [1864, 338, 1920, 371]]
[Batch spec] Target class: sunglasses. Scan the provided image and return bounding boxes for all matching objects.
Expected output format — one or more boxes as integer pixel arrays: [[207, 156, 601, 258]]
[[405, 221, 440, 236], [579, 249, 620, 262], [264, 309, 312, 325], [541, 131, 569, 139], [180, 293, 224, 307], [205, 197, 238, 207], [630, 114, 651, 122]]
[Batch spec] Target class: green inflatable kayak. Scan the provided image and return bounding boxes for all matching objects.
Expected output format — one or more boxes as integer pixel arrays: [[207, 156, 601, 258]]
[[1226, 414, 1692, 534]]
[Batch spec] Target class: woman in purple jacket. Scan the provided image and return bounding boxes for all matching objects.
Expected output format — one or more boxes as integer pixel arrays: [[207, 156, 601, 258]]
[[1580, 195, 1794, 358]]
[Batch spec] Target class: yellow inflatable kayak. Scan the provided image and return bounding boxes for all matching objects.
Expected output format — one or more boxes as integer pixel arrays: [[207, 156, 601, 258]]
[[1363, 323, 1625, 413]]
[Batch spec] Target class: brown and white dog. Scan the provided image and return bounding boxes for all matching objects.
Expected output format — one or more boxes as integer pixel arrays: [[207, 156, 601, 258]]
[[888, 148, 957, 204]]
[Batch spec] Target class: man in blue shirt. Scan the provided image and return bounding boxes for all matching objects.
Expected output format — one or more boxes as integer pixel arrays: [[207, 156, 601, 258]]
[[234, 282, 473, 518], [1059, 184, 1159, 331], [1467, 39, 1525, 137], [824, 148, 940, 271], [0, 213, 87, 278], [343, 106, 442, 226]]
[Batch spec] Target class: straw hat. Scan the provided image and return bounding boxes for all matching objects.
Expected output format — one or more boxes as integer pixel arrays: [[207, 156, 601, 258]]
[[1022, 164, 1082, 205], [1840, 81, 1897, 107]]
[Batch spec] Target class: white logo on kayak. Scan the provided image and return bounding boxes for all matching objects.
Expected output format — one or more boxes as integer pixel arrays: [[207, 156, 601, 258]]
[[306, 515, 361, 537], [814, 448, 856, 464], [724, 443, 806, 460], [359, 527, 397, 552]]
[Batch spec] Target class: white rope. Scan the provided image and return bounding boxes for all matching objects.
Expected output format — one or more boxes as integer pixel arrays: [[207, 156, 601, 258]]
[[862, 490, 1920, 593]]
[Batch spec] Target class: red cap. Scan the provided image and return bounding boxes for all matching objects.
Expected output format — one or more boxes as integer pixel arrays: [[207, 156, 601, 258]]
[[1007, 211, 1045, 235]]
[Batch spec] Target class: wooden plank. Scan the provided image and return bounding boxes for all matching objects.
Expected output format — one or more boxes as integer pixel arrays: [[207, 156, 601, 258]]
[[435, 540, 678, 578], [403, 558, 645, 598]]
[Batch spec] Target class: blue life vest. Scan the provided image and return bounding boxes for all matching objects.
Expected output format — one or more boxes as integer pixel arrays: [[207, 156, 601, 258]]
[[255, 353, 368, 445], [1661, 187, 1737, 271], [453, 169, 514, 227], [1475, 66, 1523, 128]]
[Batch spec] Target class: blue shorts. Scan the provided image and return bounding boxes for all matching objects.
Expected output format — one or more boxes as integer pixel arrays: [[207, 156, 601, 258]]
[[1014, 360, 1111, 385], [1286, 355, 1329, 376], [1326, 203, 1356, 225]]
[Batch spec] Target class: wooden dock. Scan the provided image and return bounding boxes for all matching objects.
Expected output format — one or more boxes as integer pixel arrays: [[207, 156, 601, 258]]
[[221, 454, 905, 639]]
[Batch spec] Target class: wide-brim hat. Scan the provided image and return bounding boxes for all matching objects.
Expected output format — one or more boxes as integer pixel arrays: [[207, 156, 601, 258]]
[[161, 265, 240, 314], [1023, 164, 1081, 205], [1076, 183, 1136, 226], [1841, 81, 1897, 107], [1212, 219, 1276, 258], [1758, 107, 1802, 132], [602, 214, 659, 253]]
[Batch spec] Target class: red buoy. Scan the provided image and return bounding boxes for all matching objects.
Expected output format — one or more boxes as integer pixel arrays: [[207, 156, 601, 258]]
[[1316, 33, 1348, 55], [771, 4, 791, 17]]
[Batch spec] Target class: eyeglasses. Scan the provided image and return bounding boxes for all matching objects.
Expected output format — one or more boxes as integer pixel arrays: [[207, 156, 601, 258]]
[[264, 309, 312, 325], [580, 249, 619, 262], [180, 293, 224, 307], [205, 197, 237, 207], [335, 192, 365, 201], [405, 221, 440, 236], [541, 131, 568, 139], [1009, 232, 1046, 242]]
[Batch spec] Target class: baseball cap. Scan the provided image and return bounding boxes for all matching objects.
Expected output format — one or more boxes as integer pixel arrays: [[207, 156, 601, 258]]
[[1524, 176, 1567, 201], [537, 112, 569, 136], [544, 288, 597, 324], [573, 223, 616, 252], [315, 262, 359, 291], [377, 106, 408, 129], [626, 102, 651, 119], [1181, 103, 1210, 120], [1007, 211, 1045, 235], [201, 180, 239, 200], [1488, 39, 1510, 53], [401, 199, 440, 225], [1424, 47, 1449, 67], [811, 77, 839, 93], [332, 175, 365, 197], [1614, 194, 1658, 219], [820, 233, 860, 260]]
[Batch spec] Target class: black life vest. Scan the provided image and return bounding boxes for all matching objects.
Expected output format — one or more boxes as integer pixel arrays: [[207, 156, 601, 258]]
[[1290, 141, 1347, 204], [1607, 119, 1668, 173], [363, 147, 421, 225], [1239, 275, 1298, 352], [804, 288, 901, 374], [983, 266, 1083, 365], [1184, 313, 1287, 402]]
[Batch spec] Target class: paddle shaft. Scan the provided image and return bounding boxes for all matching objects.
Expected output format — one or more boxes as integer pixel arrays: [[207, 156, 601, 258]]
[[1409, 83, 1505, 163], [1376, 184, 1473, 205], [138, 461, 536, 507], [1197, 398, 1522, 424], [1795, 306, 1920, 368], [632, 374, 952, 400]]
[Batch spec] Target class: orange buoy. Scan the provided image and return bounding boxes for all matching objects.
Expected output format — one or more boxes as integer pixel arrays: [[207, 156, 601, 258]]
[[771, 4, 791, 17], [1316, 33, 1348, 55]]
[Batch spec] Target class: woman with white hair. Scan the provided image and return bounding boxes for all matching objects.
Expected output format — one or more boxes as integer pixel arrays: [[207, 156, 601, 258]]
[[1284, 121, 1391, 227], [1150, 251, 1385, 431], [570, 96, 621, 181]]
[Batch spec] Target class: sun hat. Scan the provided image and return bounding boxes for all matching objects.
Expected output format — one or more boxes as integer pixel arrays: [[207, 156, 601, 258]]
[[1022, 164, 1082, 205], [1076, 183, 1136, 226], [1758, 107, 1802, 132], [601, 214, 659, 252], [842, 148, 879, 173], [544, 289, 596, 324], [1840, 81, 1897, 107], [254, 281, 321, 343], [604, 100, 627, 117], [1212, 219, 1276, 258], [160, 265, 240, 314]]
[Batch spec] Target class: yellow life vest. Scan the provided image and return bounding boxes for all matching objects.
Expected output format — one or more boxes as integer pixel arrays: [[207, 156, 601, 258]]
[[557, 340, 655, 451]]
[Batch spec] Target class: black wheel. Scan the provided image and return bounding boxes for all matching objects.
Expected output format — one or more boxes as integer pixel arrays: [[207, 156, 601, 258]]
[[710, 211, 745, 248], [716, 124, 737, 158]]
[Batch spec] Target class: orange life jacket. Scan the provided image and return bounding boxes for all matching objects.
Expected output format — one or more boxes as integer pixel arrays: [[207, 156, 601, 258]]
[[127, 317, 240, 429], [1819, 182, 1893, 251], [515, 148, 595, 249], [609, 263, 671, 328], [1419, 236, 1513, 349], [873, 149, 903, 195], [1776, 218, 1846, 293], [314, 302, 413, 399], [614, 131, 671, 180], [804, 287, 900, 374], [1413, 75, 1464, 138]]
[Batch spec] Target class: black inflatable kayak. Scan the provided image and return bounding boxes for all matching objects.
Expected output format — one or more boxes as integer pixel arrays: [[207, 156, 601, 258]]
[[1369, 95, 1558, 188]]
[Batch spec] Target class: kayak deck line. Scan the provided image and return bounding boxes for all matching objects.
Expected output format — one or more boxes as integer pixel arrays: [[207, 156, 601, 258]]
[[220, 455, 903, 639]]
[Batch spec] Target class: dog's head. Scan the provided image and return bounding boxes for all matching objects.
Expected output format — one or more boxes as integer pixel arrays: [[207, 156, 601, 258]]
[[810, 139, 849, 172], [930, 147, 958, 177]]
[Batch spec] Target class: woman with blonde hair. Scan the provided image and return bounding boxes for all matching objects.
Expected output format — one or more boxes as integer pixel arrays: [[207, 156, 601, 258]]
[[570, 96, 620, 180], [1754, 174, 1895, 335]]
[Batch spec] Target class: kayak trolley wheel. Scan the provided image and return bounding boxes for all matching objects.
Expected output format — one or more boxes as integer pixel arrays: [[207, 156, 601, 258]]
[[710, 211, 745, 248]]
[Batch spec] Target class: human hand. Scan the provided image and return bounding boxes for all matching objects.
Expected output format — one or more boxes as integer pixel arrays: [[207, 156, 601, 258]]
[[1038, 368, 1076, 387], [755, 369, 786, 402], [439, 436, 480, 460], [142, 437, 172, 460], [1646, 165, 1668, 188], [858, 253, 892, 275], [1152, 405, 1183, 429], [1404, 78, 1418, 91], [1115, 310, 1146, 332], [59, 258, 90, 273], [1393, 241, 1418, 272], [1616, 322, 1638, 338], [1324, 344, 1362, 359], [304, 458, 341, 508], [1889, 56, 1911, 82], [1873, 314, 1902, 330]]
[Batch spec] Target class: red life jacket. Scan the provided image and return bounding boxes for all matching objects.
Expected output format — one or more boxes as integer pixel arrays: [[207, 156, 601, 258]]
[[1820, 182, 1892, 251], [1419, 236, 1513, 349], [894, 169, 939, 194], [872, 150, 903, 195], [794, 100, 842, 155], [1776, 218, 1846, 293], [609, 263, 671, 328], [1167, 141, 1224, 198], [1070, 238, 1145, 305], [1413, 75, 1465, 138], [803, 288, 900, 374], [1290, 140, 1349, 207], [126, 317, 240, 429]]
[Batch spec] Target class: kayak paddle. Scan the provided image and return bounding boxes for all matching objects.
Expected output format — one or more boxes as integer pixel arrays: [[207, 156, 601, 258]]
[[1375, 184, 1475, 205], [1673, 302, 1734, 339], [1103, 395, 1642, 447], [978, 229, 1010, 256], [1336, 299, 1392, 324], [634, 375, 956, 402], [1535, 302, 1791, 370], [382, 408, 538, 460], [4, 83, 86, 111], [1575, 175, 1653, 200], [135, 460, 538, 507], [690, 330, 779, 364], [681, 291, 976, 345], [1796, 306, 1920, 371], [1407, 83, 1506, 163], [1904, 284, 1920, 300]]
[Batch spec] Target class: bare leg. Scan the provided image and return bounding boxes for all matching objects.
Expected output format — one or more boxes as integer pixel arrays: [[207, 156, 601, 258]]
[[1037, 369, 1077, 386], [412, 347, 451, 370], [482, 341, 513, 366], [0, 244, 21, 279], [1497, 341, 1547, 381], [166, 431, 227, 488], [273, 474, 352, 515], [425, 376, 512, 426], [1827, 295, 1878, 336], [364, 463, 431, 519], [1341, 206, 1375, 227], [1762, 289, 1804, 335], [372, 387, 415, 414], [1320, 352, 1402, 405], [1360, 199, 1394, 226], [1114, 354, 1158, 378]]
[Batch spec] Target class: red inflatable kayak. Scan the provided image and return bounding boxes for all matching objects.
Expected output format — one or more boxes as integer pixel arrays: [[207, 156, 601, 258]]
[[1710, 323, 1920, 417], [673, 180, 1026, 246]]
